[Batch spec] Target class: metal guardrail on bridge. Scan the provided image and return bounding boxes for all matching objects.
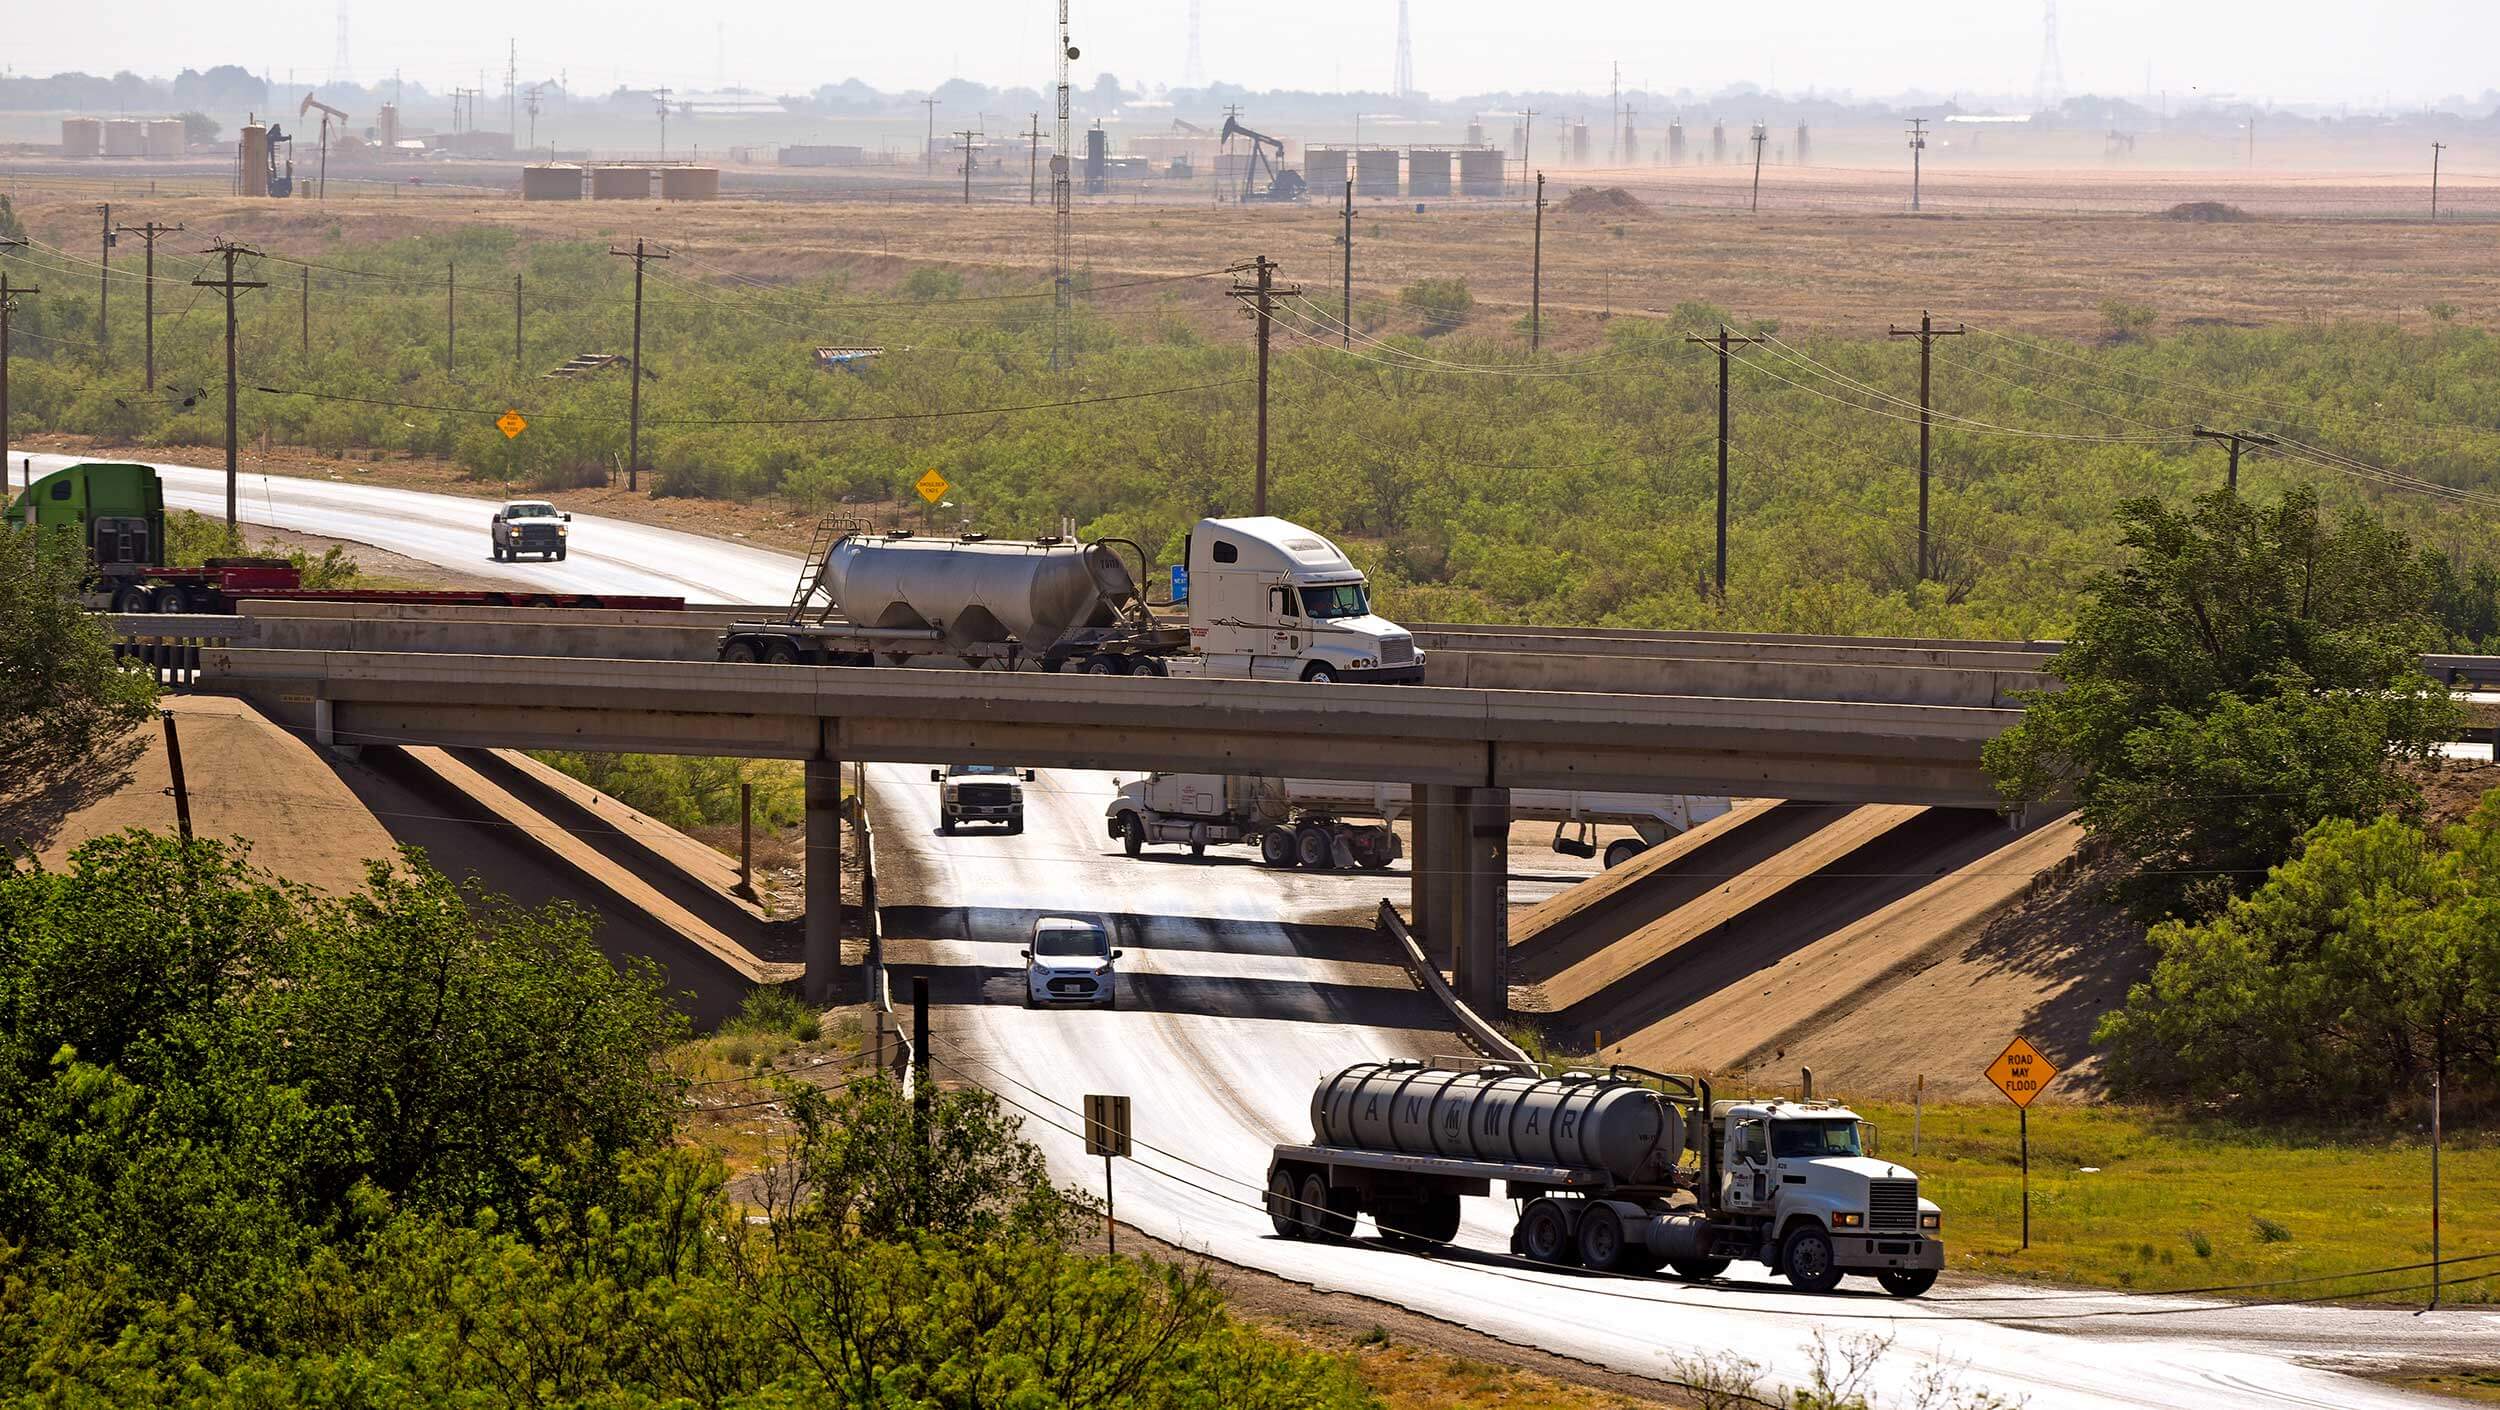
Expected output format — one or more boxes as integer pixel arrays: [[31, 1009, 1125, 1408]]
[[110, 614, 250, 689]]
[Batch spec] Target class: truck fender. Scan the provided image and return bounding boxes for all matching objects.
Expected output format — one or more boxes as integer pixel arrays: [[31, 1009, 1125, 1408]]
[[1108, 807, 1137, 841]]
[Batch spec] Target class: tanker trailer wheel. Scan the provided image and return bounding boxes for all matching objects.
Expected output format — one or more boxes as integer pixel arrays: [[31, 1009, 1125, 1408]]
[[720, 641, 759, 663], [766, 640, 801, 666], [152, 585, 190, 614], [1082, 654, 1132, 676], [1267, 1167, 1306, 1238], [1575, 1203, 1632, 1272], [1603, 837, 1649, 870], [1258, 829, 1297, 867], [1780, 1226, 1842, 1294], [1877, 1268, 1937, 1298], [1516, 1199, 1581, 1266], [1294, 824, 1335, 870], [1670, 1257, 1730, 1283], [1301, 1173, 1354, 1240], [1121, 814, 1145, 857]]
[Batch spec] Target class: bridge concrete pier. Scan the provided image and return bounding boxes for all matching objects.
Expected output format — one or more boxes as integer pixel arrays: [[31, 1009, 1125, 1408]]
[[1411, 784, 1457, 969], [804, 747, 844, 1005], [1453, 786, 1511, 1020]]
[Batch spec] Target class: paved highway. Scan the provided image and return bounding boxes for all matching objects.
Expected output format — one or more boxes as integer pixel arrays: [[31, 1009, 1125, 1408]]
[[47, 454, 2494, 1407]]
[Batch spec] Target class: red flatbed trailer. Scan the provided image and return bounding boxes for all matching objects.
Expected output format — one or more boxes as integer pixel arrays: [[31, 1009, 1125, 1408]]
[[105, 559, 684, 614]]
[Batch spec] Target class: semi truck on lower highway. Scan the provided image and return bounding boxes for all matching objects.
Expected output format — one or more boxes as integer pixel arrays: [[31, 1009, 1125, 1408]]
[[719, 514, 1423, 681], [5, 462, 682, 613], [1268, 1060, 1942, 1296], [1105, 774, 1731, 869]]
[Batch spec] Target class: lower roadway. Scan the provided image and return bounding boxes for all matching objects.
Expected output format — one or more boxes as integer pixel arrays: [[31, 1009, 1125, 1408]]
[[38, 452, 2494, 1405]]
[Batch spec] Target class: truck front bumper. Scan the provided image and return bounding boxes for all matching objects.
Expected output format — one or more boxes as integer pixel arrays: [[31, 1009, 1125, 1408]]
[[1834, 1235, 1944, 1272], [947, 805, 1022, 822], [1339, 661, 1428, 684]]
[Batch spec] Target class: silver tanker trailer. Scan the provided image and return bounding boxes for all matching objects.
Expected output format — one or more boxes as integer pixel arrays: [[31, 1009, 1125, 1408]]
[[719, 514, 1423, 681], [1267, 1060, 1943, 1296]]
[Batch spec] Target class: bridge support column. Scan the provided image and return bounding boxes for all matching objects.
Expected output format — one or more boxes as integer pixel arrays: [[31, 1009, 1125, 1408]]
[[1452, 785, 1511, 1019], [804, 751, 844, 1006], [1412, 784, 1460, 969]]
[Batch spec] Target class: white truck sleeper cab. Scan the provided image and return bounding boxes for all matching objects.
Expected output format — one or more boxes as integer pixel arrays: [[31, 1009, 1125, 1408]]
[[1165, 516, 1424, 684]]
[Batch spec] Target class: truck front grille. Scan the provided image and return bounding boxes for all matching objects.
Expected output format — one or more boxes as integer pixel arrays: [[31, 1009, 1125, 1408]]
[[1381, 637, 1415, 666], [1869, 1178, 1919, 1231], [957, 784, 1015, 807]]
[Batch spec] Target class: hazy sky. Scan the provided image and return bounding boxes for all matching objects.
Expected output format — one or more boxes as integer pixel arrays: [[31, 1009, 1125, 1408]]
[[16, 0, 2496, 106]]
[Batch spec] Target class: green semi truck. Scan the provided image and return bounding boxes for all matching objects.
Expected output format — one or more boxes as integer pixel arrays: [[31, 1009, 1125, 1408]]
[[5, 461, 681, 613]]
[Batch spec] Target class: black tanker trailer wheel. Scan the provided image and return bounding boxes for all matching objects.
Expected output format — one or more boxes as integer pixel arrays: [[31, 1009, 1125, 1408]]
[[1267, 1168, 1304, 1238], [1575, 1204, 1630, 1272], [1294, 824, 1334, 869], [1258, 830, 1296, 866], [721, 641, 759, 663], [1877, 1268, 1937, 1298], [1516, 1199, 1580, 1266], [1300, 1173, 1354, 1240]]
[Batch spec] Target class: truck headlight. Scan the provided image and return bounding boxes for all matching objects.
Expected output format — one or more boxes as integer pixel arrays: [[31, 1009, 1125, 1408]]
[[1920, 1212, 1941, 1230], [1833, 1212, 1864, 1228], [556, 525, 568, 536]]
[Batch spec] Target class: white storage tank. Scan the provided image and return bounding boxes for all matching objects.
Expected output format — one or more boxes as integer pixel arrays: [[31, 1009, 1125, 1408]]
[[146, 119, 187, 157], [103, 119, 146, 157], [61, 118, 102, 158]]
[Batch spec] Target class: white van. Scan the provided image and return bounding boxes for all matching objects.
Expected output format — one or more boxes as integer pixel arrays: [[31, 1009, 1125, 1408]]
[[1021, 916, 1121, 1009]]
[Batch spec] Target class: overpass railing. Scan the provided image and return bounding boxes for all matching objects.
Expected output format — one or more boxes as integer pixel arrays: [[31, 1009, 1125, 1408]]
[[111, 614, 249, 689]]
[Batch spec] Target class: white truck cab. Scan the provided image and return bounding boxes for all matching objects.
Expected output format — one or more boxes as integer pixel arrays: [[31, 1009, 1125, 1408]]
[[1164, 516, 1423, 683], [491, 500, 571, 562], [1713, 1098, 1943, 1294]]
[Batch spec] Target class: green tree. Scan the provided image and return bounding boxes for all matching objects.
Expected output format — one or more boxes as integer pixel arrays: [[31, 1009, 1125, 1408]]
[[2097, 798, 2500, 1104], [1398, 277, 1474, 334], [0, 527, 157, 798], [1984, 488, 2458, 918]]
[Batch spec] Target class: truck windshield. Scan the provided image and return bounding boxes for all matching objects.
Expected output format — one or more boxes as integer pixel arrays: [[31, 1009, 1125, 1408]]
[[1770, 1119, 1863, 1160], [1033, 927, 1108, 958], [1299, 583, 1370, 620], [508, 503, 556, 518], [950, 765, 1017, 776]]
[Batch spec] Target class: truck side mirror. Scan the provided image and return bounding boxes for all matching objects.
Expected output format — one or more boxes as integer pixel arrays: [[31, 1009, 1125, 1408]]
[[1023, 769, 1037, 781], [1111, 949, 1124, 960], [1019, 948, 1030, 959], [929, 769, 943, 782], [1860, 1122, 1880, 1157], [561, 512, 572, 521]]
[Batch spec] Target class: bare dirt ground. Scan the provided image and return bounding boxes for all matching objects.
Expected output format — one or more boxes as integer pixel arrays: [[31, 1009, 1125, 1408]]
[[14, 158, 2500, 344]]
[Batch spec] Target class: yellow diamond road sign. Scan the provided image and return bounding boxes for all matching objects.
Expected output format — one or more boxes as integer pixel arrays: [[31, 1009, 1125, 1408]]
[[915, 469, 950, 503], [1986, 1036, 2059, 1109], [496, 409, 527, 439]]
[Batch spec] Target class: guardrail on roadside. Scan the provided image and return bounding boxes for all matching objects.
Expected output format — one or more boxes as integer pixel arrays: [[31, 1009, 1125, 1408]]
[[1375, 899, 1530, 1064], [111, 614, 249, 688]]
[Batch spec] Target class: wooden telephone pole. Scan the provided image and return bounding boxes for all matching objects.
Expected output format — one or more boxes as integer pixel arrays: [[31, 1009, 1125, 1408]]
[[1887, 311, 1964, 581], [112, 220, 184, 389], [2193, 425, 2277, 493], [1228, 255, 1299, 516], [1530, 171, 1546, 352], [0, 240, 36, 476], [1684, 325, 1771, 599], [609, 238, 670, 491], [193, 241, 267, 531]]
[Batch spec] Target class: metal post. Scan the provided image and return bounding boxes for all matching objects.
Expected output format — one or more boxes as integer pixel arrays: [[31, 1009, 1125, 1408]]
[[911, 974, 932, 1225], [513, 272, 523, 366], [803, 753, 842, 1004], [2020, 1104, 2031, 1250], [446, 261, 456, 370], [96, 203, 109, 357], [1104, 1153, 1117, 1253], [2429, 1074, 2442, 1311], [161, 710, 193, 842], [299, 265, 309, 363], [738, 780, 753, 897], [1342, 178, 1353, 350]]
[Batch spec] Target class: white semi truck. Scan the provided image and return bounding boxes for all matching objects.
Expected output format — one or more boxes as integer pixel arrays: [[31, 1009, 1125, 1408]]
[[720, 514, 1422, 682], [1106, 774, 1731, 870], [1268, 1061, 1943, 1296]]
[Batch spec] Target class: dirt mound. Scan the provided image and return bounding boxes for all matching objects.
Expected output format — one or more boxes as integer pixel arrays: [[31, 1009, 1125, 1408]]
[[2408, 758, 2500, 830], [1557, 186, 1648, 216], [2161, 201, 2251, 222]]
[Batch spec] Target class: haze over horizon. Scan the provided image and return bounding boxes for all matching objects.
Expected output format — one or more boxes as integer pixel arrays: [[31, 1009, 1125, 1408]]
[[13, 0, 2497, 111]]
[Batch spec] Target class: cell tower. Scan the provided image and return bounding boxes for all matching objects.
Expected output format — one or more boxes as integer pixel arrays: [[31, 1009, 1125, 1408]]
[[1051, 0, 1076, 370], [330, 0, 352, 85], [2034, 0, 2065, 112], [1183, 0, 1204, 87], [1391, 0, 1413, 100]]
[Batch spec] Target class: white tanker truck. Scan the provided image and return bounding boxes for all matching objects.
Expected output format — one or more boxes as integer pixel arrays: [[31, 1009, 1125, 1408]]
[[1268, 1060, 1943, 1297], [720, 514, 1423, 682]]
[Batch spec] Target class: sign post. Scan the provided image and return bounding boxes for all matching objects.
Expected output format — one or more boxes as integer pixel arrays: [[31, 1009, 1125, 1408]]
[[1084, 1093, 1133, 1254], [915, 468, 951, 535], [1985, 1037, 2059, 1250], [496, 408, 527, 439]]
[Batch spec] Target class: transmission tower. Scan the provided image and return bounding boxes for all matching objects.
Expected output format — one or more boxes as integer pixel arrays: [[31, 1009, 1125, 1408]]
[[330, 0, 352, 84], [1051, 0, 1076, 370], [1183, 0, 1205, 87], [1392, 0, 1413, 100], [2034, 0, 2065, 112]]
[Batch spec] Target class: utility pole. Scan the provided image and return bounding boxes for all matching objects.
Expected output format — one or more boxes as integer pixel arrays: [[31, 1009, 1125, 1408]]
[[654, 86, 673, 159], [1907, 118, 1928, 211], [0, 244, 35, 473], [1749, 123, 1768, 210], [161, 710, 193, 842], [1027, 113, 1042, 204], [1228, 255, 1299, 516], [2432, 142, 2446, 220], [112, 220, 183, 390], [955, 128, 980, 203], [514, 272, 524, 366], [2246, 108, 2256, 169], [1684, 325, 1770, 599], [2193, 425, 2277, 493], [1531, 171, 1546, 353], [193, 241, 266, 532], [446, 262, 456, 370], [921, 97, 941, 176], [610, 238, 670, 492], [95, 203, 112, 357], [1341, 178, 1354, 349], [1520, 108, 1536, 190], [300, 266, 310, 362], [1888, 312, 1965, 581]]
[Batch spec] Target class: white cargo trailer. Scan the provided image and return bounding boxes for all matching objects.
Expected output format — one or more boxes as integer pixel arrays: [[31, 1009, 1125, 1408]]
[[1106, 773, 1731, 869]]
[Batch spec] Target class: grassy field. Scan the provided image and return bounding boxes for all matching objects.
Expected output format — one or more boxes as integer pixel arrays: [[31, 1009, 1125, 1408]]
[[1844, 1096, 2497, 1304]]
